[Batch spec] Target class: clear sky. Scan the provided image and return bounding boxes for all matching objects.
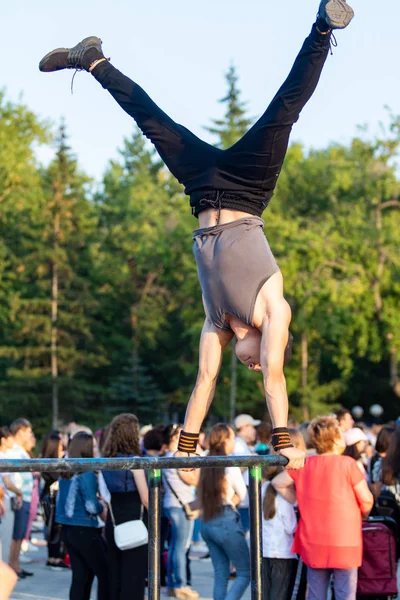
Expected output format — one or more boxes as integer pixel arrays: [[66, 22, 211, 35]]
[[2, 0, 398, 181]]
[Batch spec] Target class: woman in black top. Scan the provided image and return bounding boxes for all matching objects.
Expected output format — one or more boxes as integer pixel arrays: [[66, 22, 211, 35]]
[[40, 431, 67, 570], [102, 414, 149, 600]]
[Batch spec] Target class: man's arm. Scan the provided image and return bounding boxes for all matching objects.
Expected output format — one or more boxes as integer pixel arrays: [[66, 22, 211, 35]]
[[2, 475, 23, 509], [180, 318, 233, 440]]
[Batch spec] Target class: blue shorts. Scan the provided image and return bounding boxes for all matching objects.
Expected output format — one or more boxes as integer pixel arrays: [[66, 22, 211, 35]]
[[13, 501, 30, 540]]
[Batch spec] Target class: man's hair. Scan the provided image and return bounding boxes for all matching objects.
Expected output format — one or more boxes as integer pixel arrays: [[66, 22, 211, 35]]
[[309, 416, 341, 454], [333, 408, 351, 423], [9, 418, 31, 436], [143, 427, 166, 452]]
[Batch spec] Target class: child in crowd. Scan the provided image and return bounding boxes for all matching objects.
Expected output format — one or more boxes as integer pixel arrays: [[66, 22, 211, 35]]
[[261, 430, 306, 600]]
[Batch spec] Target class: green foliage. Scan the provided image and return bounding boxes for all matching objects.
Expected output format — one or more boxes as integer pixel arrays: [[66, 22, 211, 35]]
[[0, 82, 399, 435]]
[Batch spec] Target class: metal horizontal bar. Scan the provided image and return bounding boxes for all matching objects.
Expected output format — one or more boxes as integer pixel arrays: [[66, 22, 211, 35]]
[[0, 454, 288, 473]]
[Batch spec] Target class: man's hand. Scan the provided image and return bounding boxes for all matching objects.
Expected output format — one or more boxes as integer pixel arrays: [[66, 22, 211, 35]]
[[279, 447, 305, 470], [0, 498, 5, 517], [173, 450, 200, 472], [14, 494, 23, 510]]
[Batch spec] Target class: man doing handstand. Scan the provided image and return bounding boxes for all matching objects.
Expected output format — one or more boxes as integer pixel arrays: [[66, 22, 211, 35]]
[[39, 0, 354, 468]]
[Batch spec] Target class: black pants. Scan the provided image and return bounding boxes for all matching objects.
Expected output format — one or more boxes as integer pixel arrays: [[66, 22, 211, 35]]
[[105, 493, 148, 600], [62, 525, 110, 600], [92, 24, 330, 209], [262, 557, 299, 600]]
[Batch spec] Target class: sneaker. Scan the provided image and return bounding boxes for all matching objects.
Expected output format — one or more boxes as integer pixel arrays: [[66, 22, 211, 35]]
[[179, 588, 200, 599], [318, 0, 354, 29], [46, 560, 70, 571], [39, 36, 104, 73], [21, 540, 39, 553], [20, 569, 34, 577], [19, 554, 33, 564]]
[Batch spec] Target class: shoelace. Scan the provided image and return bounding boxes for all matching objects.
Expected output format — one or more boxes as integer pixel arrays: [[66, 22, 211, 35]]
[[329, 32, 338, 55], [70, 56, 110, 94]]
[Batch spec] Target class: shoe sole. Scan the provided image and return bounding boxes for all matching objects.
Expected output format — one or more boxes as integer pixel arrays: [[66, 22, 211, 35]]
[[39, 36, 102, 72], [323, 0, 354, 28]]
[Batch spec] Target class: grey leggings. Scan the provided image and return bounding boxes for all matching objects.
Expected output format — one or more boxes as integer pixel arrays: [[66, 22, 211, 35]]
[[306, 567, 358, 600]]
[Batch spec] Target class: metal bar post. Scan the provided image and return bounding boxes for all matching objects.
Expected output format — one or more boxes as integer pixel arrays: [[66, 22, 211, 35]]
[[148, 468, 161, 600], [249, 465, 263, 600]]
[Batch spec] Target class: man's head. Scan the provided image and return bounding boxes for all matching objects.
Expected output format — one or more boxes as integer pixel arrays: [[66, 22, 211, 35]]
[[9, 418, 33, 452], [232, 320, 293, 372], [143, 426, 168, 457], [334, 408, 354, 433], [234, 414, 261, 444]]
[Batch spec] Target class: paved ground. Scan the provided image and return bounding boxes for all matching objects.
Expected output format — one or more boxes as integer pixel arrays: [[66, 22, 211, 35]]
[[11, 540, 252, 600]]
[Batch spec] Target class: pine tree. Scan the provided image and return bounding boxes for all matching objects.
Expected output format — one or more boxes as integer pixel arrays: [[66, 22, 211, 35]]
[[0, 121, 106, 428], [205, 64, 253, 150]]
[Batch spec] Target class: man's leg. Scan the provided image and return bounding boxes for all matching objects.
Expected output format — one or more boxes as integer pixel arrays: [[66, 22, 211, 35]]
[[222, 12, 344, 195], [39, 39, 218, 190]]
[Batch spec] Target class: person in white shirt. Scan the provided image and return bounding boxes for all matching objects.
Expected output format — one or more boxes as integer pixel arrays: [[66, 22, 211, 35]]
[[5, 419, 34, 579], [232, 414, 260, 533], [0, 428, 16, 564], [199, 424, 250, 600], [261, 429, 305, 600]]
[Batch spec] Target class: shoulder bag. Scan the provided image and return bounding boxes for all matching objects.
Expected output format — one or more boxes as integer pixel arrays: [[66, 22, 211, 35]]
[[108, 471, 148, 551], [164, 473, 201, 521]]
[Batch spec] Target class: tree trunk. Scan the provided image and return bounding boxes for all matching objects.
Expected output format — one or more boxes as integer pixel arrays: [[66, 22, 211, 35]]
[[51, 252, 59, 429], [229, 340, 237, 424], [301, 332, 309, 422]]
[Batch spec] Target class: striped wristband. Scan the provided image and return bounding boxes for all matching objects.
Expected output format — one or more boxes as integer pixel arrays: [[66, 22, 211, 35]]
[[271, 428, 293, 452], [178, 431, 199, 454]]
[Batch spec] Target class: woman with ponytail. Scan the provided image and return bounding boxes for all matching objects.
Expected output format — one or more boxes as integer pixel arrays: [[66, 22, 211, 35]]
[[261, 429, 305, 600], [198, 424, 250, 600]]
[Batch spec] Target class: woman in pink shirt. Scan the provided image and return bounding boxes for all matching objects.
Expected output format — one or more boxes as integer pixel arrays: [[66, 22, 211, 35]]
[[273, 416, 374, 600]]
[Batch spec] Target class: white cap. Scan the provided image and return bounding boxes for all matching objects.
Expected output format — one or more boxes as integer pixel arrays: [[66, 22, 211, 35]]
[[344, 427, 368, 446], [234, 414, 261, 430]]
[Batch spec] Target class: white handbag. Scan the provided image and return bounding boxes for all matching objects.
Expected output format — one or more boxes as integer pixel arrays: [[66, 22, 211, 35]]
[[109, 502, 148, 551]]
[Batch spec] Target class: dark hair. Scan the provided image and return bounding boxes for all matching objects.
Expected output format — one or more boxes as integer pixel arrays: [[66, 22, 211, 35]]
[[257, 422, 272, 445], [334, 408, 351, 423], [102, 414, 141, 458], [143, 427, 166, 452], [164, 424, 181, 447], [199, 424, 232, 522], [0, 427, 12, 443], [62, 432, 94, 479], [375, 427, 395, 455], [343, 443, 362, 462], [9, 418, 31, 436], [382, 430, 400, 485], [40, 432, 62, 459]]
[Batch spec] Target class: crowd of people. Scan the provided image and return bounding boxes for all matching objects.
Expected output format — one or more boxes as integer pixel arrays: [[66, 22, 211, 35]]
[[0, 408, 399, 600]]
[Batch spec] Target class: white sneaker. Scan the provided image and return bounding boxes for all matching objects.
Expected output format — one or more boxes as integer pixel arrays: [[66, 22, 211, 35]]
[[19, 554, 33, 564], [21, 540, 39, 553]]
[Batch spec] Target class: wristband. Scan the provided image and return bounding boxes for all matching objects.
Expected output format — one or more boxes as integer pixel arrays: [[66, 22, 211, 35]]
[[272, 428, 293, 451], [178, 431, 199, 454]]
